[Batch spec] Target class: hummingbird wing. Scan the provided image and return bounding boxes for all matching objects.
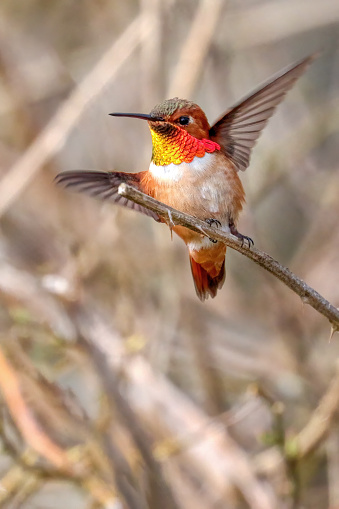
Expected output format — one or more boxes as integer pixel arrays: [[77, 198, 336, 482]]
[[55, 170, 161, 221], [209, 54, 316, 172]]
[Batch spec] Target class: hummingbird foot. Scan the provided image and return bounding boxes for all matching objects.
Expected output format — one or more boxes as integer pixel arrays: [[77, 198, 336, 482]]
[[205, 218, 222, 228], [229, 222, 254, 248], [205, 218, 221, 243]]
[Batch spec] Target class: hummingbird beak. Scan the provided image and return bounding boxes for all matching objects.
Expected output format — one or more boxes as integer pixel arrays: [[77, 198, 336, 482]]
[[109, 112, 165, 122]]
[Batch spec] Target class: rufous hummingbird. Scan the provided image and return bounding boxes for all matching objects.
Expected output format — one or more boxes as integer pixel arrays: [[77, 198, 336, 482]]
[[56, 55, 315, 301]]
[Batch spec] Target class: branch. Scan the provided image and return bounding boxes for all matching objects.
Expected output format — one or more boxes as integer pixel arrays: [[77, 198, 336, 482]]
[[0, 347, 70, 471], [166, 0, 224, 98], [118, 183, 339, 328], [291, 360, 339, 459], [75, 304, 277, 509], [255, 361, 339, 484]]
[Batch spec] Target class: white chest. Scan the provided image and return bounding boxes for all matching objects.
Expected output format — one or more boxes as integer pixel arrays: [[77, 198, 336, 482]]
[[148, 152, 236, 223], [149, 152, 214, 182]]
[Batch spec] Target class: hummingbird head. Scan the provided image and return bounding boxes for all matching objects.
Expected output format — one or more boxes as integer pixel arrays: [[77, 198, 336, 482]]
[[110, 98, 220, 166], [149, 98, 210, 138]]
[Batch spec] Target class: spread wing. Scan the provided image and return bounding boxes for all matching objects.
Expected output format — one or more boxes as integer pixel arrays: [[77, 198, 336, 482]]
[[209, 54, 317, 172], [55, 171, 160, 221]]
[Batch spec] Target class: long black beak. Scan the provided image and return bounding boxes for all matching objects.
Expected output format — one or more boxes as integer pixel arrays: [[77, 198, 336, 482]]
[[109, 112, 165, 121]]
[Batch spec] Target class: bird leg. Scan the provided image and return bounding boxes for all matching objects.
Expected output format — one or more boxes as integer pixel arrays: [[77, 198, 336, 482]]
[[205, 218, 221, 243], [229, 221, 254, 248]]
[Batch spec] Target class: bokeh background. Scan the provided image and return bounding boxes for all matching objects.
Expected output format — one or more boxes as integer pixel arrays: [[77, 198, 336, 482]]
[[0, 1, 338, 508]]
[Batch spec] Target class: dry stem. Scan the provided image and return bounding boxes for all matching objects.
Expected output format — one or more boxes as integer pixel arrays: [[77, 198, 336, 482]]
[[118, 183, 339, 329], [291, 361, 339, 459]]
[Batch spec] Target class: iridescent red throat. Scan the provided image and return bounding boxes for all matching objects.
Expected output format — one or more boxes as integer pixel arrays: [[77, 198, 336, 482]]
[[150, 125, 220, 166]]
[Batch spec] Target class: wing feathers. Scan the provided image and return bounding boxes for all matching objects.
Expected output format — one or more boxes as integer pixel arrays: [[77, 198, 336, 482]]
[[55, 170, 160, 221], [210, 54, 317, 172]]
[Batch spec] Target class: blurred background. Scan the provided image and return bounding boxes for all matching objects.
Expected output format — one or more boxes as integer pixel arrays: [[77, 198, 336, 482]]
[[0, 1, 338, 508]]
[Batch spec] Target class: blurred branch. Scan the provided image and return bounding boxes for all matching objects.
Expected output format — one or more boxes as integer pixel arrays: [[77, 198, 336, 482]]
[[0, 465, 41, 507], [75, 304, 278, 509], [140, 0, 164, 109], [0, 346, 70, 471], [167, 0, 224, 98], [290, 361, 339, 459], [255, 361, 339, 498], [118, 183, 339, 329], [0, 343, 140, 507], [82, 337, 181, 509], [0, 263, 76, 340], [0, 12, 157, 218], [326, 427, 339, 508]]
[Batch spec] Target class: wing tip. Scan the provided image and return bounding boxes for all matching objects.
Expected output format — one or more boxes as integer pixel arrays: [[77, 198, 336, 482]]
[[210, 52, 320, 172], [55, 170, 161, 222]]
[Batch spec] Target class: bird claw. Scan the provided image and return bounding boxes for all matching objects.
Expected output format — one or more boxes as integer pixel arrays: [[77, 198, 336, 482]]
[[240, 235, 254, 248], [205, 218, 222, 228], [229, 223, 254, 248], [205, 218, 221, 243]]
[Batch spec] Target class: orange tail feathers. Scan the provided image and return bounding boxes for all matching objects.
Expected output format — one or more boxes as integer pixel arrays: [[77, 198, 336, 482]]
[[189, 256, 226, 301]]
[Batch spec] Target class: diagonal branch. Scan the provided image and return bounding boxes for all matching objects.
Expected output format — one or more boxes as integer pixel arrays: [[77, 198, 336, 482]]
[[0, 12, 156, 217], [118, 183, 339, 329], [292, 360, 339, 459]]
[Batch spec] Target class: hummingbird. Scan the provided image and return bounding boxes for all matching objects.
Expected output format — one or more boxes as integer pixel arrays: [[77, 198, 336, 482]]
[[56, 55, 315, 301]]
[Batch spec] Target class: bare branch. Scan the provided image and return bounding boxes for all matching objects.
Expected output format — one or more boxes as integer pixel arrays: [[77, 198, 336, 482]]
[[0, 347, 70, 471], [118, 183, 339, 328], [255, 361, 339, 483], [75, 304, 278, 509], [167, 0, 224, 98], [291, 361, 339, 459]]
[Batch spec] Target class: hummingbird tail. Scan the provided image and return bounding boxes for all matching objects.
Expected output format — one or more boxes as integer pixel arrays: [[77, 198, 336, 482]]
[[189, 256, 226, 302]]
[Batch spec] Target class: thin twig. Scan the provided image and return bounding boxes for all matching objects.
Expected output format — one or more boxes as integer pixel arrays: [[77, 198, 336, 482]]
[[118, 183, 339, 328]]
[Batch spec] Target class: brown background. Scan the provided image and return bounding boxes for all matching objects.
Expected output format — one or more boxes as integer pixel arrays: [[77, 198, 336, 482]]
[[0, 1, 338, 508]]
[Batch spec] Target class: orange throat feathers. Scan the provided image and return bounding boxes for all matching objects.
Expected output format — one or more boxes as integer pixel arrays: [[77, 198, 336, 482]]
[[150, 125, 220, 166]]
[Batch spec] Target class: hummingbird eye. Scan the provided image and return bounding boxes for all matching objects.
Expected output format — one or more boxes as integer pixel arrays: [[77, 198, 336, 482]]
[[178, 115, 190, 126]]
